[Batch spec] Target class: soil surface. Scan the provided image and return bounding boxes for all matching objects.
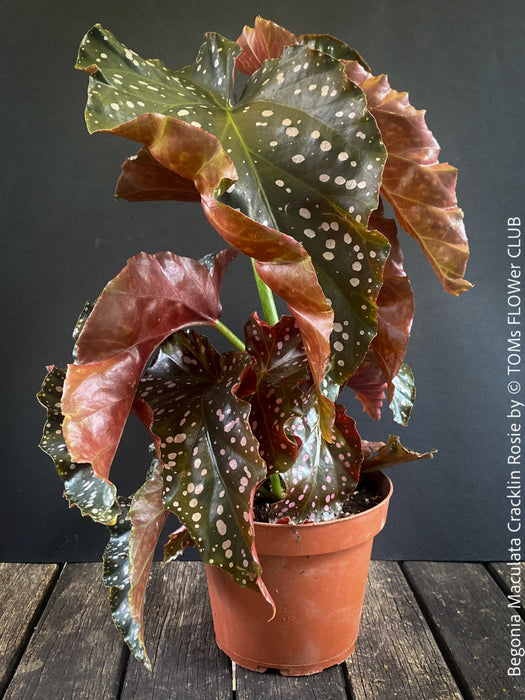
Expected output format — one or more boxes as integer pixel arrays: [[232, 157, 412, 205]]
[[253, 478, 383, 523]]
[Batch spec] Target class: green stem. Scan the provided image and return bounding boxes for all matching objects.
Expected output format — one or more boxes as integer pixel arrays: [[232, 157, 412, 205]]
[[214, 320, 246, 352], [269, 473, 285, 500], [251, 259, 279, 326]]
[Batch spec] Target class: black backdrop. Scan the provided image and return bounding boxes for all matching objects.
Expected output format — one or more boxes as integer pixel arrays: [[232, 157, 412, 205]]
[[2, 0, 523, 562]]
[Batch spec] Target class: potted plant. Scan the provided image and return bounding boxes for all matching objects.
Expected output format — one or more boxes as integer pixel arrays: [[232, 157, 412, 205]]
[[38, 16, 470, 676]]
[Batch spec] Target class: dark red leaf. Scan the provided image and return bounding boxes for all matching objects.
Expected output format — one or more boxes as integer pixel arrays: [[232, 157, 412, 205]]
[[62, 249, 236, 483]]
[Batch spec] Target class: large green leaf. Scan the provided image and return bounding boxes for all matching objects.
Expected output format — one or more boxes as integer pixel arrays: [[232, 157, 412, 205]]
[[61, 249, 235, 485], [270, 397, 362, 523], [243, 314, 310, 473], [37, 366, 120, 524], [76, 24, 390, 392], [137, 329, 273, 605]]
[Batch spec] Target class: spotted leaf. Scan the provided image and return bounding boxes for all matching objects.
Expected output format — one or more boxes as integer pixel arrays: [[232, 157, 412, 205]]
[[243, 314, 310, 473], [61, 249, 236, 485], [347, 201, 414, 421], [103, 496, 149, 668], [76, 24, 390, 395], [163, 525, 196, 565], [235, 18, 369, 74], [342, 60, 471, 295], [37, 366, 119, 524], [138, 329, 273, 605], [270, 398, 362, 523], [361, 435, 435, 473]]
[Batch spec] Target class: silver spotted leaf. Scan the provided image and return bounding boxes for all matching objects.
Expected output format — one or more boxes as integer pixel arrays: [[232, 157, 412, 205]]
[[243, 314, 310, 474], [138, 329, 273, 604], [103, 496, 150, 668], [37, 366, 119, 524], [102, 457, 169, 669], [270, 398, 362, 523], [76, 25, 390, 389]]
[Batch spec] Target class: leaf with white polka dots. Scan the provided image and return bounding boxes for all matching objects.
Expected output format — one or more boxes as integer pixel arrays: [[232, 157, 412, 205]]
[[243, 314, 310, 474], [361, 435, 435, 473], [76, 25, 390, 390], [139, 329, 272, 602], [103, 496, 150, 668], [299, 34, 470, 295], [62, 249, 236, 487], [346, 201, 414, 421], [37, 366, 120, 524], [270, 399, 362, 523]]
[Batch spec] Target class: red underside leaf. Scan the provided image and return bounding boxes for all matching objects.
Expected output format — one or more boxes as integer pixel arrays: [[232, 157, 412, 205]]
[[127, 461, 169, 661], [343, 61, 471, 296], [236, 16, 297, 74], [62, 249, 236, 482], [361, 435, 436, 472]]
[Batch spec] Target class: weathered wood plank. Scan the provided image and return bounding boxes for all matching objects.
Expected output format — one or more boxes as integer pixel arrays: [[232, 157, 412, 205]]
[[488, 562, 525, 610], [0, 563, 59, 696], [120, 561, 232, 699], [235, 662, 348, 699], [346, 561, 462, 699], [3, 563, 127, 699], [404, 561, 525, 699]]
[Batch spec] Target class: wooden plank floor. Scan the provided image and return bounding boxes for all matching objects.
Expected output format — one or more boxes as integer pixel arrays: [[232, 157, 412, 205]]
[[0, 561, 523, 699]]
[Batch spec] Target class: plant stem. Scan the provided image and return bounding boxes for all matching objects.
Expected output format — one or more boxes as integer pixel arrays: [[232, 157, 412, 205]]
[[214, 320, 246, 352], [251, 259, 279, 326], [269, 473, 285, 500]]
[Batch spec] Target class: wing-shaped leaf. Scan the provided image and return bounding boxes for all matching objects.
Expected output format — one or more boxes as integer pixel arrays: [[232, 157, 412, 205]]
[[76, 24, 390, 394], [37, 366, 120, 524], [138, 329, 273, 606], [103, 459, 169, 669], [270, 398, 362, 523], [244, 314, 310, 473], [346, 201, 414, 421], [361, 435, 435, 473], [127, 459, 168, 660], [342, 61, 471, 295], [103, 497, 150, 668], [61, 249, 236, 484]]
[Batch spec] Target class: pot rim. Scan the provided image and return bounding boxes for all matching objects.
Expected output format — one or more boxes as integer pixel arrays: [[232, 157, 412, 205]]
[[254, 470, 393, 532]]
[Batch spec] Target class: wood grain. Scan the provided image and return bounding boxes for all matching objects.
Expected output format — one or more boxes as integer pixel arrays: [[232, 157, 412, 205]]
[[404, 561, 525, 699], [0, 562, 59, 696], [346, 561, 461, 699], [3, 563, 127, 699], [119, 561, 232, 699]]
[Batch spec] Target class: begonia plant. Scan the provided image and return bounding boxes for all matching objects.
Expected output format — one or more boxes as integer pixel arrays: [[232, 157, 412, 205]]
[[38, 17, 470, 668]]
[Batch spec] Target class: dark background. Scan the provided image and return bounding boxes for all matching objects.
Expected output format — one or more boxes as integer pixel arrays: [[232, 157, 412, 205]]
[[2, 0, 523, 562]]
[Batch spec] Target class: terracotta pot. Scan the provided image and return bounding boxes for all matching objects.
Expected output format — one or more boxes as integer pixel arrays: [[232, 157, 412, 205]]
[[205, 471, 393, 676]]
